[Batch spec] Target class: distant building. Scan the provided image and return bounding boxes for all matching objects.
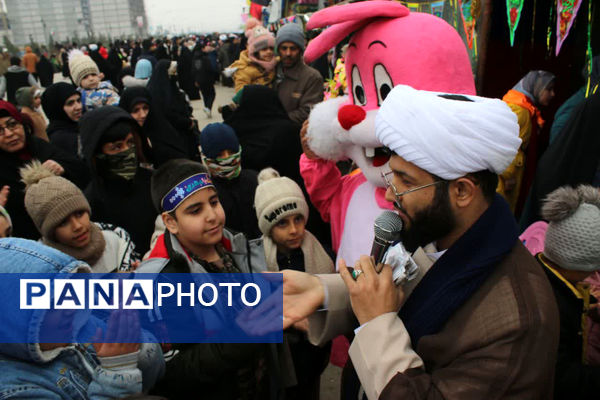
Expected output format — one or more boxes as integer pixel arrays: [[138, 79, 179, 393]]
[[5, 0, 147, 47], [0, 11, 12, 45]]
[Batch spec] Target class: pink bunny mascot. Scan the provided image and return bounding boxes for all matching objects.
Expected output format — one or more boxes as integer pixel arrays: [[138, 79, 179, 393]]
[[301, 0, 476, 271]]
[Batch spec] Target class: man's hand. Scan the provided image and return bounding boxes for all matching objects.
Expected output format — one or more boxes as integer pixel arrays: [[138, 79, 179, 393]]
[[300, 120, 319, 160], [236, 270, 324, 336], [0, 185, 9, 207], [42, 160, 65, 176], [281, 269, 325, 329], [339, 256, 404, 325], [93, 310, 140, 357]]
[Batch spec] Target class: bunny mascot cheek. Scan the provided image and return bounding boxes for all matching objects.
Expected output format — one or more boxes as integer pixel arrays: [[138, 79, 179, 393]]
[[301, 0, 476, 268]]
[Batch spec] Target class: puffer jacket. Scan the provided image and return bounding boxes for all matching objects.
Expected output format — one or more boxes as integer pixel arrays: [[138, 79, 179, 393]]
[[0, 238, 165, 399], [229, 50, 275, 92]]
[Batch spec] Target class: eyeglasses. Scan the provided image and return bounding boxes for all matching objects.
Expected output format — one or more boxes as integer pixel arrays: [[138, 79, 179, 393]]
[[0, 119, 21, 137], [381, 170, 444, 208]]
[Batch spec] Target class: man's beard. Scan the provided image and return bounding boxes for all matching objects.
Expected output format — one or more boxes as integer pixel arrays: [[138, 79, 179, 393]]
[[398, 184, 457, 253]]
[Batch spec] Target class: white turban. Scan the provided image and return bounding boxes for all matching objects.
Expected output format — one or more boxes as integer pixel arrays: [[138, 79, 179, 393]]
[[375, 85, 521, 180]]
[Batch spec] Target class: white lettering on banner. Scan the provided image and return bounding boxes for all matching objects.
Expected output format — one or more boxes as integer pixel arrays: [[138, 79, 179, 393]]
[[19, 280, 263, 310]]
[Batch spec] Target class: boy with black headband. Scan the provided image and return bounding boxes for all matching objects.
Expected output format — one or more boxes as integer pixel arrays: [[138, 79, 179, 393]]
[[138, 159, 271, 399]]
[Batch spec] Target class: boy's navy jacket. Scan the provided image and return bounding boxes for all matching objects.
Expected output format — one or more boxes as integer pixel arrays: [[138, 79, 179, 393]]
[[0, 238, 164, 399]]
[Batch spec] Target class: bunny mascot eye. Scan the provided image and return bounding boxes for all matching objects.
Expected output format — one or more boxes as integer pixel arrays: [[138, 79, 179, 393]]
[[374, 64, 394, 106], [351, 65, 368, 106]]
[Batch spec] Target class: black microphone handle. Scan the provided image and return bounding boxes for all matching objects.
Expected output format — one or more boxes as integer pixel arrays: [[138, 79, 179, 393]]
[[371, 238, 393, 269]]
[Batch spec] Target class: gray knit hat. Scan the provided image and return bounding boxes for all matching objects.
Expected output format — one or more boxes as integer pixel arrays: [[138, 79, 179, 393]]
[[254, 168, 309, 235], [20, 161, 91, 239], [275, 23, 305, 52], [542, 185, 600, 271]]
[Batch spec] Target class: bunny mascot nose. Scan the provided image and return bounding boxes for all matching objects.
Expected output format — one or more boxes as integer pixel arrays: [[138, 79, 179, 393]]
[[337, 104, 367, 130]]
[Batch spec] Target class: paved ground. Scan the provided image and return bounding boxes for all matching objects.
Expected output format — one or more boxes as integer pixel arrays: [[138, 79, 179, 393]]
[[190, 82, 236, 130]]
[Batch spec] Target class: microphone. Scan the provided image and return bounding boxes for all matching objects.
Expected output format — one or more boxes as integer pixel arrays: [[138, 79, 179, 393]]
[[371, 211, 403, 269]]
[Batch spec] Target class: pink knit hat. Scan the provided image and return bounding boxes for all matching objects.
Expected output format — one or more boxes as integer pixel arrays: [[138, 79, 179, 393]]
[[247, 26, 275, 56]]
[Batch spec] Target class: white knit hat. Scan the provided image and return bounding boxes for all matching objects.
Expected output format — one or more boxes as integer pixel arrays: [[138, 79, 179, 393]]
[[254, 168, 309, 235], [542, 185, 600, 271], [68, 50, 100, 87]]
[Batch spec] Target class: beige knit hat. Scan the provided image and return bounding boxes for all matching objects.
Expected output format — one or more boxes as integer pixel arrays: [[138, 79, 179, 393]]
[[20, 161, 91, 239], [254, 168, 309, 235], [68, 50, 100, 87]]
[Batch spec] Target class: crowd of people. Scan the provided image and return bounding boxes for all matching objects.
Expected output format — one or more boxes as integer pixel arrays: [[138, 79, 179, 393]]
[[0, 4, 599, 399]]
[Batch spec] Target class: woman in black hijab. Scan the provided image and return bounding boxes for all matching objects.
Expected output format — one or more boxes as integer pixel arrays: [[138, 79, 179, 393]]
[[225, 85, 331, 248], [147, 59, 199, 150], [41, 82, 83, 159], [521, 92, 600, 228], [119, 86, 194, 166]]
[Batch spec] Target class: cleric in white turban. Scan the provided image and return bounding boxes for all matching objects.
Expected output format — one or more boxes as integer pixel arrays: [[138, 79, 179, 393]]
[[276, 84, 558, 400], [376, 84, 521, 180]]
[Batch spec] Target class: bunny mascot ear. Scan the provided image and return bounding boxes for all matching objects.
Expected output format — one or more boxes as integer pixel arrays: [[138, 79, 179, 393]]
[[304, 0, 409, 64]]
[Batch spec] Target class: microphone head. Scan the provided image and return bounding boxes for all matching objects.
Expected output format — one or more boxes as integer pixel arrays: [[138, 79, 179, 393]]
[[374, 211, 403, 243]]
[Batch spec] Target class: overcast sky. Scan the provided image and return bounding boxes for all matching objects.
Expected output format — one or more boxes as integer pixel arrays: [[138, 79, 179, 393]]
[[144, 0, 249, 34]]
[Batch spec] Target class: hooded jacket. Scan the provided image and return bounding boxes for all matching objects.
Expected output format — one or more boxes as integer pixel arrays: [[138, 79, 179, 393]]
[[0, 101, 89, 240], [138, 229, 272, 399], [1, 65, 37, 104], [42, 82, 81, 158], [79, 106, 157, 254], [119, 86, 193, 165], [0, 238, 165, 399]]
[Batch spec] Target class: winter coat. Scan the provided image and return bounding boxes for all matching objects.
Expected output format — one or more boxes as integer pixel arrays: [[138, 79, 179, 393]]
[[119, 86, 193, 165], [225, 85, 302, 183], [22, 49, 38, 74], [230, 50, 275, 92], [308, 210, 559, 399], [147, 59, 195, 136], [193, 48, 219, 87], [213, 169, 261, 239], [138, 229, 271, 399], [79, 106, 157, 255], [1, 66, 37, 104], [177, 45, 199, 100], [274, 60, 324, 124], [36, 55, 54, 87], [538, 255, 600, 399], [78, 82, 120, 112], [0, 131, 89, 240], [0, 238, 165, 399]]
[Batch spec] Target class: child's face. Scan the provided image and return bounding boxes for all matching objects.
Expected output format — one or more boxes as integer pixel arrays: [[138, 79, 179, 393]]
[[80, 73, 100, 89], [54, 210, 92, 248], [163, 188, 226, 251], [33, 95, 42, 109], [101, 132, 135, 155], [270, 214, 306, 253], [258, 47, 274, 62], [0, 215, 10, 238]]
